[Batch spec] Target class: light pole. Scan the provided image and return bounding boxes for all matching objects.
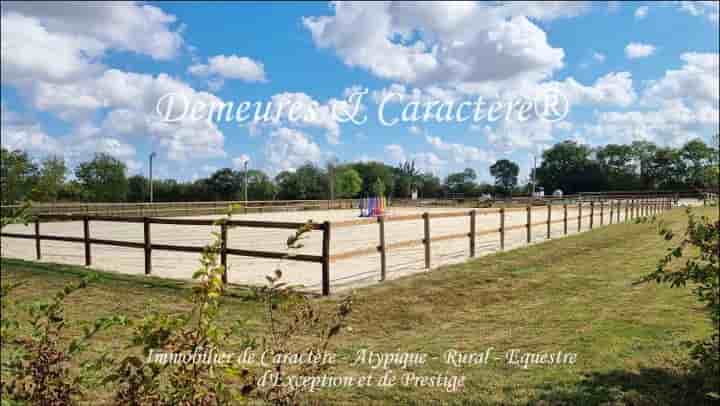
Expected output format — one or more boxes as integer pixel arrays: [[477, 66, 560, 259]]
[[149, 152, 157, 203], [243, 160, 249, 202]]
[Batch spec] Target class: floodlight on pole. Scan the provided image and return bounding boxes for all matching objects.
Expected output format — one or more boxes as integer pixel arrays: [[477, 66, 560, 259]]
[[149, 152, 157, 203]]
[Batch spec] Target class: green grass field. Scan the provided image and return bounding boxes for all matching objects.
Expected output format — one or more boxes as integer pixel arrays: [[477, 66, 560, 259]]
[[2, 206, 717, 405]]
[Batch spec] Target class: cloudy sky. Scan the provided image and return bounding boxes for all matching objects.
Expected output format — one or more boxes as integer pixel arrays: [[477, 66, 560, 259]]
[[1, 1, 718, 182]]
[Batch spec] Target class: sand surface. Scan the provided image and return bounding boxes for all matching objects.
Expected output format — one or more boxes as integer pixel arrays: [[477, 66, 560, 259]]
[[1, 204, 645, 293]]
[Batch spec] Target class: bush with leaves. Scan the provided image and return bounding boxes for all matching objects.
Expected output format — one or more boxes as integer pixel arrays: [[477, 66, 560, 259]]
[[0, 277, 126, 405], [103, 215, 352, 405], [641, 207, 719, 400]]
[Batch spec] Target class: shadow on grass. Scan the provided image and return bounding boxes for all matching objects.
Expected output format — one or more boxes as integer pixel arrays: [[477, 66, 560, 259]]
[[0, 258, 262, 302], [533, 367, 718, 406]]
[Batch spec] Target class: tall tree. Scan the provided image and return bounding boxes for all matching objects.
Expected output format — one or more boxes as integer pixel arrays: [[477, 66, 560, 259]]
[[31, 156, 67, 202], [536, 141, 607, 194], [394, 160, 421, 198], [75, 153, 129, 202], [0, 148, 38, 204], [445, 168, 478, 197], [489, 159, 519, 196], [206, 168, 240, 200], [334, 167, 362, 198]]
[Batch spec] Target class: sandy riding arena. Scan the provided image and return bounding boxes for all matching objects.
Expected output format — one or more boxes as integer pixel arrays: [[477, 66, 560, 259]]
[[2, 205, 628, 293]]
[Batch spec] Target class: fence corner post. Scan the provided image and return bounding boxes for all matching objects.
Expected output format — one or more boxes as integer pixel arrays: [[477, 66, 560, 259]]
[[322, 221, 331, 296], [563, 204, 568, 235]]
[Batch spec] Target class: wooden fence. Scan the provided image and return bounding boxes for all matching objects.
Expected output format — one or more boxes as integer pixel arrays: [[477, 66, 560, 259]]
[[0, 197, 676, 295], [1, 214, 333, 295], [0, 199, 357, 218], [328, 197, 674, 280]]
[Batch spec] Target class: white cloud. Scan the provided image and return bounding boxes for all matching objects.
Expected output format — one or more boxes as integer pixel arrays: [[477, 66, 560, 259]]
[[408, 125, 422, 135], [232, 154, 250, 169], [425, 135, 494, 164], [592, 51, 606, 62], [250, 92, 353, 144], [303, 2, 576, 87], [678, 1, 719, 23], [1, 12, 105, 86], [410, 152, 447, 175], [0, 1, 183, 60], [582, 54, 718, 148], [263, 127, 322, 173], [0, 104, 62, 155], [189, 54, 267, 87], [634, 6, 648, 20], [625, 42, 656, 59], [642, 52, 719, 111], [384, 144, 407, 162]]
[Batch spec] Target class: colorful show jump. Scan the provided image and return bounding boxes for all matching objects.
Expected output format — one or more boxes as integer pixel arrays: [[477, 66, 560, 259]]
[[359, 196, 387, 217]]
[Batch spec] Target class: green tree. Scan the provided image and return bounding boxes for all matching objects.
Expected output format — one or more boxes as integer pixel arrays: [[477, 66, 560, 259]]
[[334, 167, 362, 198], [394, 161, 422, 198], [275, 163, 327, 200], [31, 156, 67, 202], [244, 169, 276, 200], [679, 139, 716, 189], [489, 159, 519, 196], [0, 148, 38, 204], [127, 175, 148, 202], [370, 177, 386, 197], [75, 154, 129, 202], [536, 141, 607, 194], [596, 144, 641, 190], [206, 168, 240, 200], [418, 173, 442, 198], [445, 168, 478, 197], [350, 161, 395, 197]]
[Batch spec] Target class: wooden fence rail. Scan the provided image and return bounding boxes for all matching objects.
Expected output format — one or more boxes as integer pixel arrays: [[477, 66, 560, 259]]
[[328, 198, 674, 282], [1, 196, 678, 296], [2, 215, 332, 295]]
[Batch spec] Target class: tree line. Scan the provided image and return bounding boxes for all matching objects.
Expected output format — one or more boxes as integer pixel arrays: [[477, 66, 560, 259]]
[[1, 136, 717, 205]]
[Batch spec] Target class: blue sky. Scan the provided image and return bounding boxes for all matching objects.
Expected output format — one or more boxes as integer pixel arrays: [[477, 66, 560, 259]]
[[1, 1, 718, 183]]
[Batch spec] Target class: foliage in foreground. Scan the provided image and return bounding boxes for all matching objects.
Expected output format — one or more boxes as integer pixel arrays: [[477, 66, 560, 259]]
[[641, 207, 720, 400], [1, 213, 352, 405]]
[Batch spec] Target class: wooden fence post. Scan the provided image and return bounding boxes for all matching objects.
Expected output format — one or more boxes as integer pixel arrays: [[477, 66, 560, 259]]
[[83, 216, 91, 266], [469, 210, 476, 257], [546, 204, 551, 239], [577, 202, 582, 232], [322, 221, 331, 296], [143, 217, 151, 275], [378, 216, 387, 280], [625, 200, 629, 221], [617, 201, 621, 223], [526, 205, 532, 244], [220, 222, 228, 284], [590, 201, 595, 229], [609, 201, 614, 224], [423, 213, 431, 269], [34, 219, 41, 260], [563, 204, 568, 235], [499, 208, 505, 251], [600, 201, 604, 226]]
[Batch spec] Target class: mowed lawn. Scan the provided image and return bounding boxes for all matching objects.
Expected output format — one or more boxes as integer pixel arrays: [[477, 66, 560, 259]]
[[1, 206, 717, 405]]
